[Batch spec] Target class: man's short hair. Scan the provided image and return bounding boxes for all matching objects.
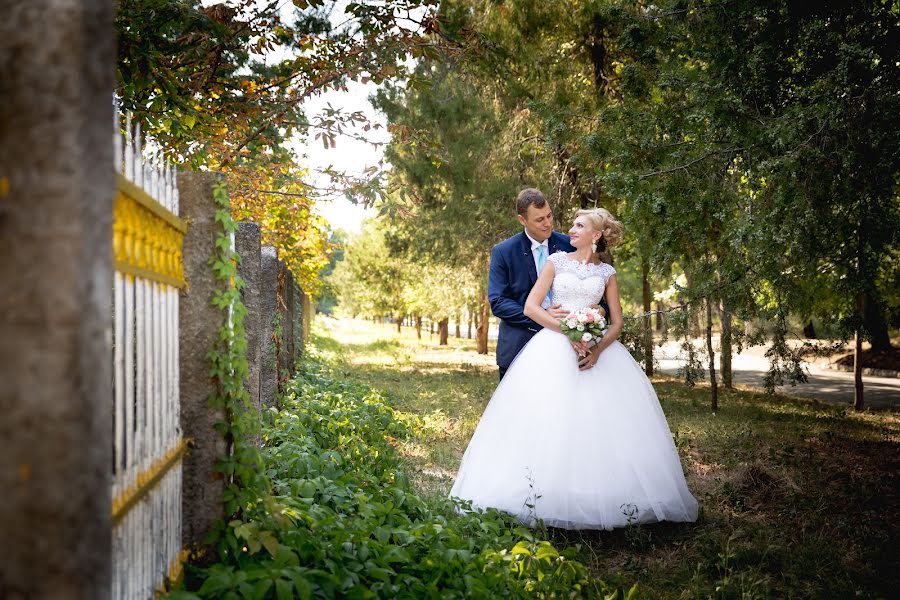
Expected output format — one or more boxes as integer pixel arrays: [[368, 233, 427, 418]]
[[516, 188, 548, 216]]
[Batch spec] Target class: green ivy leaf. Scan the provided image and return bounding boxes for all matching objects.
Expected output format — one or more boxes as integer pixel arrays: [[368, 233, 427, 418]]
[[510, 541, 532, 557]]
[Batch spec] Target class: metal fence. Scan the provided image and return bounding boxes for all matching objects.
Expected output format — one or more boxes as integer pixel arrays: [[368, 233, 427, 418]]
[[111, 108, 187, 599]]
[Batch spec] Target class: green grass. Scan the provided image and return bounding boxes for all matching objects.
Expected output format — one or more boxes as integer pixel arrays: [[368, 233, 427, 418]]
[[312, 317, 899, 599]]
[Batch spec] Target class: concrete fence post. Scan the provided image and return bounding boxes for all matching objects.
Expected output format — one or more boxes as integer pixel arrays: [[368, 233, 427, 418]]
[[177, 171, 228, 552], [294, 283, 306, 361], [0, 2, 115, 598], [300, 289, 313, 352], [260, 246, 280, 408], [286, 267, 296, 368], [236, 222, 262, 426], [278, 262, 295, 383]]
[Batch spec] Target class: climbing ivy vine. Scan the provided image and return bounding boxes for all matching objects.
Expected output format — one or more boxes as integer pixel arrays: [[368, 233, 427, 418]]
[[207, 181, 269, 514]]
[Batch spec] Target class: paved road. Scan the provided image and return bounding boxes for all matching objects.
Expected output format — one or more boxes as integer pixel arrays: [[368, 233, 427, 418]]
[[654, 342, 899, 410]]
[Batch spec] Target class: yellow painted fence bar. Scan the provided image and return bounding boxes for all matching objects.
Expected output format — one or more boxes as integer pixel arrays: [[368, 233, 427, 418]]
[[114, 173, 186, 288], [111, 438, 188, 527]]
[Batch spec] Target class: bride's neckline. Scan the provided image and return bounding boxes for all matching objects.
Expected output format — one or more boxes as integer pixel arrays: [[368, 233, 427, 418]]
[[562, 251, 604, 266]]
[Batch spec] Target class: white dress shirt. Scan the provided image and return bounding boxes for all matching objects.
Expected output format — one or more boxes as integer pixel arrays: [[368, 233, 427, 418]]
[[524, 231, 552, 309]]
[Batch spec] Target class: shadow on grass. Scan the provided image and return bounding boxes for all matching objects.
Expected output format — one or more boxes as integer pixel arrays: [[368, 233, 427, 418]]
[[312, 331, 403, 355], [331, 360, 497, 419], [573, 380, 900, 598]]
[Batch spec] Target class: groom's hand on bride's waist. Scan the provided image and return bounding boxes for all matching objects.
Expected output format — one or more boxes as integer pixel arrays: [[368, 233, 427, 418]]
[[547, 303, 568, 319]]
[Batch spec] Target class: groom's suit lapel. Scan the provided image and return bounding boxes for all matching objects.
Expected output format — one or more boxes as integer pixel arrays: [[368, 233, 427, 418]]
[[518, 232, 539, 285], [548, 233, 562, 257]]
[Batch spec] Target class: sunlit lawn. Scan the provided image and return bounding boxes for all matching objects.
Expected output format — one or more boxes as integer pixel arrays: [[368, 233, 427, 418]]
[[312, 317, 899, 599]]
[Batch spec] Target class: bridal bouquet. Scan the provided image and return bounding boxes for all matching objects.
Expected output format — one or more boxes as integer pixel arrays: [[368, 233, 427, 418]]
[[559, 307, 608, 347]]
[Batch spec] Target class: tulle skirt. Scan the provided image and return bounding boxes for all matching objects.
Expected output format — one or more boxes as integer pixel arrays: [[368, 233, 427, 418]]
[[450, 329, 699, 530]]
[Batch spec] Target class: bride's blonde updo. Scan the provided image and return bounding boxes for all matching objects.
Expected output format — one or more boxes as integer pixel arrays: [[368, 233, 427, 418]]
[[575, 207, 624, 254]]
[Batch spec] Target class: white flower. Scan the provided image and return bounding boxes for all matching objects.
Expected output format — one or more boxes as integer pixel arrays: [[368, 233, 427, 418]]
[[566, 319, 577, 329], [581, 332, 593, 342], [576, 324, 585, 331]]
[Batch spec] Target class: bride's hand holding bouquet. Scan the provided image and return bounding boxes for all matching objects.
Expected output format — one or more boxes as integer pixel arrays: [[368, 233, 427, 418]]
[[559, 306, 608, 357]]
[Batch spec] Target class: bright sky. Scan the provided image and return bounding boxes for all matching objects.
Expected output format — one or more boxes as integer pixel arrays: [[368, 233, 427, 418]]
[[288, 0, 400, 235], [293, 80, 384, 235], [233, 0, 417, 234]]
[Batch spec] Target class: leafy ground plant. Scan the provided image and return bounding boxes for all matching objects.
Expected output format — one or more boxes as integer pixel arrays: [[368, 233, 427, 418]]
[[168, 357, 636, 599]]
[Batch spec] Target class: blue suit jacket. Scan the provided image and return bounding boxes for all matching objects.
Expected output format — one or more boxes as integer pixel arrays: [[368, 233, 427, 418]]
[[488, 231, 575, 369]]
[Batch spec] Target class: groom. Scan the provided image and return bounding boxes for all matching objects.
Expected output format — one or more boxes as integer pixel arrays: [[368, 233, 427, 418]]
[[488, 188, 574, 380]]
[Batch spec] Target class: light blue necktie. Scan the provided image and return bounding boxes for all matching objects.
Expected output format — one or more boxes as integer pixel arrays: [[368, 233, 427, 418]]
[[536, 243, 547, 271], [536, 244, 551, 306]]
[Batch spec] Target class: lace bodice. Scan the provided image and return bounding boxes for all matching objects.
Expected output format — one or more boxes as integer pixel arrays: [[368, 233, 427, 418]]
[[548, 251, 616, 311]]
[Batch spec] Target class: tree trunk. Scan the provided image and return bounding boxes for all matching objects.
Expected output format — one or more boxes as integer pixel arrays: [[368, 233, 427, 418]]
[[415, 315, 422, 340], [706, 297, 718, 411], [853, 215, 868, 406], [438, 318, 449, 345], [719, 298, 733, 389], [476, 286, 489, 355], [641, 257, 654, 376], [396, 315, 402, 333], [655, 301, 664, 331], [863, 292, 893, 351], [430, 321, 435, 335], [803, 320, 817, 339], [455, 311, 461, 338], [854, 292, 865, 410], [684, 272, 700, 335], [854, 329, 865, 410], [467, 313, 472, 339]]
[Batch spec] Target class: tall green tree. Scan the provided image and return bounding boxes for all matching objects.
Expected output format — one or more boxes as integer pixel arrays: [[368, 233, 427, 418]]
[[328, 224, 410, 324], [374, 58, 559, 352]]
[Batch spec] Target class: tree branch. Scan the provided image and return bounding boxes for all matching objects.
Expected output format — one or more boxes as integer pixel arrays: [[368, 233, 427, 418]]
[[251, 189, 313, 198], [220, 69, 351, 167], [639, 147, 743, 179]]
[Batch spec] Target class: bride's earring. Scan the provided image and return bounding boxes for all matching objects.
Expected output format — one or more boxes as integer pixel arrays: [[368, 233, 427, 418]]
[[591, 238, 598, 254]]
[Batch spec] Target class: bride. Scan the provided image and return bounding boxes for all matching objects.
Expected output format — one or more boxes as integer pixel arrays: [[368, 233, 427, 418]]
[[450, 208, 699, 530]]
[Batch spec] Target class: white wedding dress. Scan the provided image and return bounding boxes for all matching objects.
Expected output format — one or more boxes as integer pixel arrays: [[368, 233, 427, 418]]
[[450, 252, 698, 530]]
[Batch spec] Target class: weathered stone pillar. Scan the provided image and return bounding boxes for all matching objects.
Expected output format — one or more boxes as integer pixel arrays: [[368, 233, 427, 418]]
[[0, 3, 115, 598], [236, 222, 262, 422], [177, 171, 228, 552], [301, 289, 313, 351], [260, 246, 280, 408], [278, 262, 296, 381], [293, 282, 305, 360], [293, 285, 309, 357], [287, 268, 297, 367]]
